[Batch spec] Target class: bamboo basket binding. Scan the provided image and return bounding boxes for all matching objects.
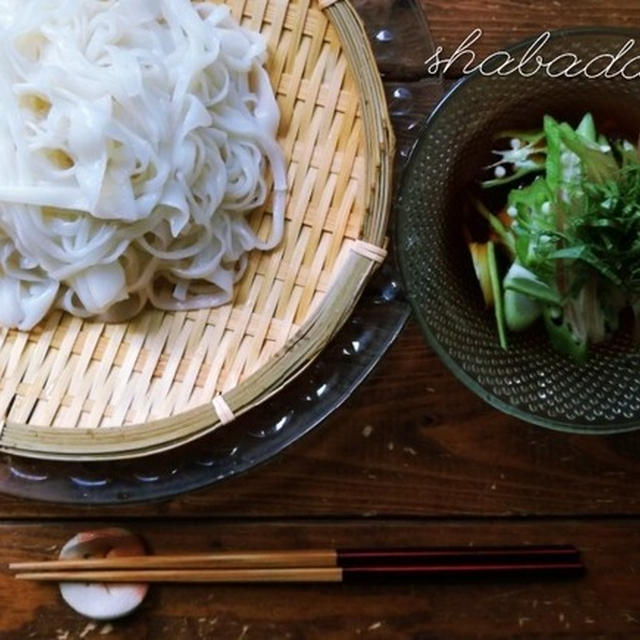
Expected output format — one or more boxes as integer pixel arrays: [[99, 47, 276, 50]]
[[0, 0, 394, 461]]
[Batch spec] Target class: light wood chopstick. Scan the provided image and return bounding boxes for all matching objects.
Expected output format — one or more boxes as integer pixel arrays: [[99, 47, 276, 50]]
[[9, 550, 338, 572], [13, 567, 344, 583]]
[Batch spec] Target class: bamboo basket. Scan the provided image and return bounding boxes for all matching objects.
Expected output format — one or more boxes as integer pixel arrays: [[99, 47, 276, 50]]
[[0, 0, 394, 461]]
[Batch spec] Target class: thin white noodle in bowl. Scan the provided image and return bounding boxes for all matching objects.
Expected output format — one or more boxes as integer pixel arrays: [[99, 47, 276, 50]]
[[0, 0, 286, 329]]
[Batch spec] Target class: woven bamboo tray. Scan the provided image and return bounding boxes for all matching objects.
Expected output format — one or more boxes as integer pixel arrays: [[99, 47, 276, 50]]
[[0, 0, 394, 461]]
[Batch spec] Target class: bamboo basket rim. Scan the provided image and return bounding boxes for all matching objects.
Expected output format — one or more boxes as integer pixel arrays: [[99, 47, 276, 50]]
[[0, 0, 395, 461]]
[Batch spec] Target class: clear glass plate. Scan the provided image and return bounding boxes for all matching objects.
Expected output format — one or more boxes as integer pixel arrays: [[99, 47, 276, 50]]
[[0, 263, 408, 503]]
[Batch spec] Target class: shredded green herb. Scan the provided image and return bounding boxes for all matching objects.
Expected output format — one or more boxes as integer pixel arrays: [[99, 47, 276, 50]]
[[468, 112, 640, 360]]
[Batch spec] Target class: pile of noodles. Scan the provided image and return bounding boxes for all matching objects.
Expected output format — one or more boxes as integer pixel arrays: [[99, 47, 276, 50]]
[[0, 0, 286, 329]]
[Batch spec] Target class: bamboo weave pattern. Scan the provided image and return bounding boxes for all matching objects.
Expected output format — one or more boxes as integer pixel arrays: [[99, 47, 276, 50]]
[[0, 0, 395, 461], [0, 0, 368, 430]]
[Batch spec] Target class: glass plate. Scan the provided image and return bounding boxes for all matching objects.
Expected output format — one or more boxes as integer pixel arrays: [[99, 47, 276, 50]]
[[0, 263, 408, 503], [0, 0, 440, 504]]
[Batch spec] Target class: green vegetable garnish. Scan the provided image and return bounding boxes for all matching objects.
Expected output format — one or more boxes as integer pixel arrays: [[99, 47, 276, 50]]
[[468, 242, 494, 306], [470, 112, 640, 360], [482, 129, 546, 189], [542, 305, 588, 363], [487, 241, 507, 350]]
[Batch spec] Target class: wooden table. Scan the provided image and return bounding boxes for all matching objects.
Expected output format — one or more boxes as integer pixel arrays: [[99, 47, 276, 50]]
[[2, 2, 640, 638]]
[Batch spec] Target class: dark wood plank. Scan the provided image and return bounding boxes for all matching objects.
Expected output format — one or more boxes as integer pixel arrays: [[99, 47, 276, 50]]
[[422, 0, 640, 76], [2, 519, 639, 639], [0, 321, 638, 520]]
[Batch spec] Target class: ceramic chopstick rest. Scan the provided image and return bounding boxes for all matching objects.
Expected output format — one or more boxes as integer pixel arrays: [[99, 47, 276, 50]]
[[58, 528, 149, 620]]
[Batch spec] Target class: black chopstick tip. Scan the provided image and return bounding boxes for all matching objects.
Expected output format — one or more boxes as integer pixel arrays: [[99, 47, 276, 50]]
[[342, 561, 586, 584]]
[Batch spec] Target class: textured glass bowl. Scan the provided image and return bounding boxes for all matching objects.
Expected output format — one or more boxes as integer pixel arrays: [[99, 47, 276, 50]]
[[395, 28, 640, 434]]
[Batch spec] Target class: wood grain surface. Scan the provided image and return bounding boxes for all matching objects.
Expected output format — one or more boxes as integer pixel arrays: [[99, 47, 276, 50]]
[[424, 0, 640, 76], [2, 1, 640, 638], [0, 321, 639, 521], [2, 519, 640, 639]]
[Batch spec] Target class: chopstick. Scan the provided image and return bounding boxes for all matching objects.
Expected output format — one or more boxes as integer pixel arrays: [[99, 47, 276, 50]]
[[12, 562, 585, 583], [10, 545, 584, 583], [9, 545, 579, 572], [10, 549, 339, 572]]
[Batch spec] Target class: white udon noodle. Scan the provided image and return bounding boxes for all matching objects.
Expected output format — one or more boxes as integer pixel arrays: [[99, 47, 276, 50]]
[[0, 0, 286, 329]]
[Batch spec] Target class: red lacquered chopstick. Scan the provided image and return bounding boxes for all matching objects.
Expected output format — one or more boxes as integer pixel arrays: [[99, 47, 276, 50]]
[[337, 545, 581, 567]]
